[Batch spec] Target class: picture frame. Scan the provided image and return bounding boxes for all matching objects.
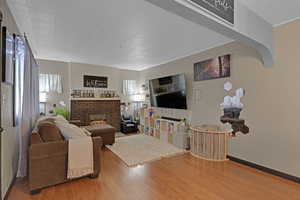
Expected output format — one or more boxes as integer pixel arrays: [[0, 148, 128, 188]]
[[194, 54, 231, 81], [83, 75, 108, 88], [189, 0, 234, 25]]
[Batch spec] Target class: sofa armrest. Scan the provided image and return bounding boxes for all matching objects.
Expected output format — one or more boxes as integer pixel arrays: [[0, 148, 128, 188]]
[[29, 141, 68, 191], [29, 137, 102, 191], [91, 136, 102, 178], [30, 132, 43, 145], [30, 141, 68, 159]]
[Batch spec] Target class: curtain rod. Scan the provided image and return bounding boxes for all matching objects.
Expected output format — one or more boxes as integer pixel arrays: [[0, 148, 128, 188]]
[[13, 32, 38, 66]]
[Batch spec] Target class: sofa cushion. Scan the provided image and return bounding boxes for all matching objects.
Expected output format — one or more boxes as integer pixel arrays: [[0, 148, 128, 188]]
[[38, 121, 64, 142], [83, 124, 116, 136]]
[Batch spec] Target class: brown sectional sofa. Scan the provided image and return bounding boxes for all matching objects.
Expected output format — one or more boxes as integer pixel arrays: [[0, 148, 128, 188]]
[[29, 121, 102, 194]]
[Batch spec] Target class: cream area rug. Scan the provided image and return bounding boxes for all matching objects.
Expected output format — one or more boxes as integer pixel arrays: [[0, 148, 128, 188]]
[[115, 132, 126, 138], [106, 134, 186, 167]]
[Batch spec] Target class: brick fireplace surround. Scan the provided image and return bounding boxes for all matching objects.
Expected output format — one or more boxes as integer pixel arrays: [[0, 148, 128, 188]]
[[71, 99, 121, 131]]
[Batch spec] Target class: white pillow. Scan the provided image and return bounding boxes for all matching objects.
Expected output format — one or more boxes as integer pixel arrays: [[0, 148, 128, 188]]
[[55, 121, 87, 140]]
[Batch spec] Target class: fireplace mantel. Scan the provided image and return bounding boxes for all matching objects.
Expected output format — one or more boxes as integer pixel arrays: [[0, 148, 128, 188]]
[[70, 99, 121, 131], [71, 98, 120, 101]]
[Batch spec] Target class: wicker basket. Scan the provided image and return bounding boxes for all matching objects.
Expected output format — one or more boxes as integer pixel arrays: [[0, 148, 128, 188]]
[[190, 125, 232, 162]]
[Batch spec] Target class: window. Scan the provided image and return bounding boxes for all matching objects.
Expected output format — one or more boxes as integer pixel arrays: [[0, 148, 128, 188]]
[[14, 36, 25, 126], [39, 92, 47, 114], [123, 80, 137, 96], [39, 74, 62, 114], [39, 92, 47, 102], [39, 73, 63, 93]]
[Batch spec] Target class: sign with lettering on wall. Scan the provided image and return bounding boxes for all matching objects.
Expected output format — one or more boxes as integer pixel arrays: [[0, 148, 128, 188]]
[[84, 75, 108, 88], [189, 0, 234, 24]]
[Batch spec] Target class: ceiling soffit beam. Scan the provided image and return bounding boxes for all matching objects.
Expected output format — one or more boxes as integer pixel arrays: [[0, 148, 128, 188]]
[[144, 0, 274, 67]]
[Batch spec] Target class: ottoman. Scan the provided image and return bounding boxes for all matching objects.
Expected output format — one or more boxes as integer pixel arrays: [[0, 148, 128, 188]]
[[84, 124, 116, 146]]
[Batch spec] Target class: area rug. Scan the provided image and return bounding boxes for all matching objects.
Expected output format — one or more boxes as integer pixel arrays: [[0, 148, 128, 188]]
[[115, 132, 126, 138], [106, 134, 186, 167]]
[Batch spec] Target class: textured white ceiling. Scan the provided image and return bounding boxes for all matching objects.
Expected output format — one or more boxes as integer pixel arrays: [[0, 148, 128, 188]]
[[239, 0, 300, 26], [7, 0, 232, 70]]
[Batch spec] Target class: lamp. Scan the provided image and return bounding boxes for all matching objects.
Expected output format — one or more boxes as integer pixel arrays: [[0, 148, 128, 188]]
[[59, 101, 66, 107]]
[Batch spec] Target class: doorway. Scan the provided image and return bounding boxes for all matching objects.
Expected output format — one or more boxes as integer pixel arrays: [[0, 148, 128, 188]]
[[0, 9, 3, 199]]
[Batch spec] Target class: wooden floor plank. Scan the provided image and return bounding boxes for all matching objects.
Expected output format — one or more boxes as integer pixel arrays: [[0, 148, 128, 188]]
[[7, 148, 300, 200]]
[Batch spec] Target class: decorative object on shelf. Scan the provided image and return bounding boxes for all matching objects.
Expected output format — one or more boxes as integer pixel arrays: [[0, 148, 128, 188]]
[[220, 82, 249, 136], [71, 89, 118, 99], [220, 117, 249, 136], [190, 124, 232, 162], [141, 83, 148, 91], [83, 75, 108, 88], [224, 81, 233, 91], [194, 54, 231, 81]]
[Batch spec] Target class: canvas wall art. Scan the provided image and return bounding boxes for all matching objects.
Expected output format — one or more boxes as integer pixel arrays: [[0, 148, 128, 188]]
[[189, 0, 234, 25], [84, 75, 108, 88], [194, 54, 231, 81]]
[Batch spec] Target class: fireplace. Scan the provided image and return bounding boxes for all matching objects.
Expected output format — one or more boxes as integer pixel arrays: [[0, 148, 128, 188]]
[[89, 114, 107, 121], [71, 99, 121, 131]]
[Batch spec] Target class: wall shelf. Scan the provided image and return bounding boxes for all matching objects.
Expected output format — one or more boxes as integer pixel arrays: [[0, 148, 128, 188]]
[[70, 98, 120, 101]]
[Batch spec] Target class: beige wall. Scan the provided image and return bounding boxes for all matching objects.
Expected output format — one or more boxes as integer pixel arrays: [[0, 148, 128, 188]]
[[230, 20, 300, 177], [0, 0, 20, 199], [69, 62, 140, 93], [38, 59, 141, 113], [141, 19, 300, 177]]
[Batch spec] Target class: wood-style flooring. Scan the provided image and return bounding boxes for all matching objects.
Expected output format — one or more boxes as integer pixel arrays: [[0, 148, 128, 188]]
[[8, 148, 300, 200]]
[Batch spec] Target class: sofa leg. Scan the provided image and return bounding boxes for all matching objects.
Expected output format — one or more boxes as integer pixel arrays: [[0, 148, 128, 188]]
[[30, 189, 42, 195], [89, 174, 99, 179]]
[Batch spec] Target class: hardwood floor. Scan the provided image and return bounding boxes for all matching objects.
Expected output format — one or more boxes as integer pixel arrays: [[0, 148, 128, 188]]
[[8, 148, 300, 200]]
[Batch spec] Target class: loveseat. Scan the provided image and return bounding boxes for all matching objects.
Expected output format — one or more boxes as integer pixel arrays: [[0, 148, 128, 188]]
[[29, 120, 102, 194]]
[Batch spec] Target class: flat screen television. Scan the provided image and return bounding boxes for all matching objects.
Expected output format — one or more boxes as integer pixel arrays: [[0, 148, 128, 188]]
[[149, 74, 187, 110]]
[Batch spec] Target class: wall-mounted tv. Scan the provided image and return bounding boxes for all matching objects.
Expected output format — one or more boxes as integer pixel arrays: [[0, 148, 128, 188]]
[[149, 74, 187, 110]]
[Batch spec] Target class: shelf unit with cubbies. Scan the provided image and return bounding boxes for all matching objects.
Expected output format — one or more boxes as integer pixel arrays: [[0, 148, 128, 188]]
[[139, 108, 189, 150]]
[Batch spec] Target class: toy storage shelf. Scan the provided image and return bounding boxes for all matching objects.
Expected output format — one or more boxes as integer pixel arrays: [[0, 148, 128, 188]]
[[139, 108, 188, 150]]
